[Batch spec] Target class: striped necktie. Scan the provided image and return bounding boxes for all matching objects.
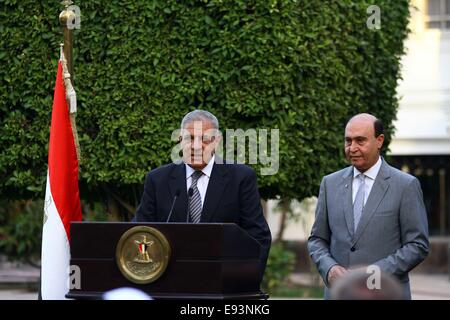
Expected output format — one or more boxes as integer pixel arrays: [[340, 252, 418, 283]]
[[189, 170, 203, 223]]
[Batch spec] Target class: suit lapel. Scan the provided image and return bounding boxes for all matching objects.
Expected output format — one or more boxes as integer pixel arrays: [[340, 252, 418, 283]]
[[352, 161, 391, 245], [341, 167, 355, 237], [169, 163, 189, 222], [201, 160, 229, 222]]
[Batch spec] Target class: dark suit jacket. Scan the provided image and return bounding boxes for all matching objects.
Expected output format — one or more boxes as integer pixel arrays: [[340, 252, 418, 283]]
[[133, 158, 272, 279]]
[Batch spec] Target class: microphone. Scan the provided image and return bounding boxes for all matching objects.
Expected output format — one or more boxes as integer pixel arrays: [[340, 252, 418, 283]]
[[166, 189, 180, 223], [186, 187, 193, 222]]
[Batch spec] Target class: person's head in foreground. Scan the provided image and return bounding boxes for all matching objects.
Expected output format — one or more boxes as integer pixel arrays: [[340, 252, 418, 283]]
[[330, 266, 404, 300], [102, 287, 153, 300]]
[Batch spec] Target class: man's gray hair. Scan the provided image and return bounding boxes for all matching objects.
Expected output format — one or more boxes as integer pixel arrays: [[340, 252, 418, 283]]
[[181, 109, 220, 131]]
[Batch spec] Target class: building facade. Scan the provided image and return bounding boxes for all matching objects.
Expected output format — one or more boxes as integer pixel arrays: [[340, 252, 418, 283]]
[[390, 0, 450, 236]]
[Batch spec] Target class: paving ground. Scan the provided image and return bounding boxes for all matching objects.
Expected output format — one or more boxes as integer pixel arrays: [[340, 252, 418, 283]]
[[409, 273, 450, 300], [0, 260, 449, 300], [0, 289, 37, 300], [0, 259, 39, 300], [289, 272, 450, 300]]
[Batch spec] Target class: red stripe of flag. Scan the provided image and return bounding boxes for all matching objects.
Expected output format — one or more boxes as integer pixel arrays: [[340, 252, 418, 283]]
[[48, 61, 82, 241]]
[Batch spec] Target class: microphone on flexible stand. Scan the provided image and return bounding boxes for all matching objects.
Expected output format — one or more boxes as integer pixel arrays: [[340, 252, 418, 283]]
[[166, 189, 181, 223], [186, 187, 193, 223]]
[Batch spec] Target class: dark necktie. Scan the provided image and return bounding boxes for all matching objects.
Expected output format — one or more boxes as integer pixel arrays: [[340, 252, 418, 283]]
[[189, 170, 203, 223]]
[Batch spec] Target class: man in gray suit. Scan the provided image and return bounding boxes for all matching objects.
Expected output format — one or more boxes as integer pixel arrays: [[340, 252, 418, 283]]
[[308, 113, 429, 299]]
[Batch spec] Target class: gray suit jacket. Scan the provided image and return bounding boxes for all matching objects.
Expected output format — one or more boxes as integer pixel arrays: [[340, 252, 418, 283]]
[[307, 159, 429, 299]]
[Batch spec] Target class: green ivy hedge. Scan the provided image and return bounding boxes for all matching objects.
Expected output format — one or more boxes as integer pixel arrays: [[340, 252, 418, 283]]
[[0, 0, 410, 204]]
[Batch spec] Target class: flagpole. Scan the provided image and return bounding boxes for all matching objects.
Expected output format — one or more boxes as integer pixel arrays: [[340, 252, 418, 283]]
[[59, 0, 81, 162]]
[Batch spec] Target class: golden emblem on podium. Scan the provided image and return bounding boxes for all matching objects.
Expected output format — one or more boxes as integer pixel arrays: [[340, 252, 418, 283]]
[[116, 226, 171, 284]]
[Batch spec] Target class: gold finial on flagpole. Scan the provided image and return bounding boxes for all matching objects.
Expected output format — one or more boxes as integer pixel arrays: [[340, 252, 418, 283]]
[[59, 0, 76, 85]]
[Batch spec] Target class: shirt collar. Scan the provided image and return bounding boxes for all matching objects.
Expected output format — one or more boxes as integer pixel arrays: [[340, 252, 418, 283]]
[[185, 154, 215, 179], [353, 156, 382, 180]]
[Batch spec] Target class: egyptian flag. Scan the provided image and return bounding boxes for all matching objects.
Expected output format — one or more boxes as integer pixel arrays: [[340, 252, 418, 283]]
[[40, 50, 82, 299]]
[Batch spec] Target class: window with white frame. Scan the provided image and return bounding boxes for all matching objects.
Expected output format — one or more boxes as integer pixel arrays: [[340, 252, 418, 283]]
[[426, 0, 450, 29]]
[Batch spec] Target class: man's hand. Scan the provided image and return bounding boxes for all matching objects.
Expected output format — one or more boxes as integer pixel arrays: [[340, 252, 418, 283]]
[[327, 265, 348, 287]]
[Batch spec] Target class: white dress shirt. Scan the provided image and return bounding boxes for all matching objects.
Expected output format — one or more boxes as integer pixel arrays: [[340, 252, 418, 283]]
[[185, 154, 215, 207], [352, 156, 382, 205]]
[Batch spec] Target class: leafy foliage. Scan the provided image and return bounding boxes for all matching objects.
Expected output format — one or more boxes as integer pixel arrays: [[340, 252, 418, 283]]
[[0, 199, 108, 262], [261, 242, 296, 293], [0, 200, 43, 264], [0, 1, 410, 206]]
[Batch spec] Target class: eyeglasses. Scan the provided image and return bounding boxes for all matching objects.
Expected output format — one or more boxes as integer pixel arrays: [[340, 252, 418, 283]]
[[181, 135, 216, 145]]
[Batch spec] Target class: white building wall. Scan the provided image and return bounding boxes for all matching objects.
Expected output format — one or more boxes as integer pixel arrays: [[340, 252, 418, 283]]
[[266, 198, 316, 241], [390, 0, 450, 155]]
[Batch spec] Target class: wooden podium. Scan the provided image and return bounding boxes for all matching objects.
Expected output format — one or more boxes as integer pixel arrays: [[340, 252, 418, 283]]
[[66, 222, 267, 299]]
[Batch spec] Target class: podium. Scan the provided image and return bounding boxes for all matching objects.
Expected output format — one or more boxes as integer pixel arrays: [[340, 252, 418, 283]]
[[66, 222, 267, 299]]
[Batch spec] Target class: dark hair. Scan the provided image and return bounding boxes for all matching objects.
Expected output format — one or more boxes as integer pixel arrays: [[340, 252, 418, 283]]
[[346, 113, 384, 138], [374, 119, 384, 137]]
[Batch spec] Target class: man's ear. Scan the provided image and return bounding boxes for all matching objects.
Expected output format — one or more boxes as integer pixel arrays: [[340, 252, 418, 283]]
[[377, 134, 385, 149]]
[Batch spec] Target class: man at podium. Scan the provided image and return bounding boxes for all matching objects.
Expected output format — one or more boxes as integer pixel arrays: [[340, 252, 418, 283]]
[[133, 110, 272, 279]]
